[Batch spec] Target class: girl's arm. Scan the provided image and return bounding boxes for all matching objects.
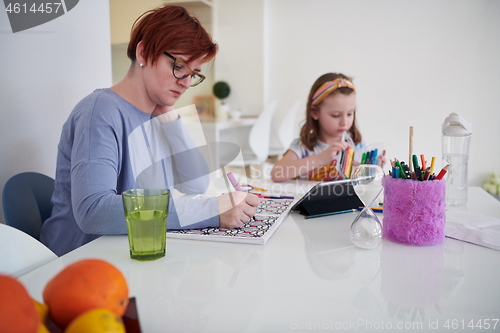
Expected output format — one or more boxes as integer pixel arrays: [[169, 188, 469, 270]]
[[270, 151, 307, 182], [271, 144, 346, 182]]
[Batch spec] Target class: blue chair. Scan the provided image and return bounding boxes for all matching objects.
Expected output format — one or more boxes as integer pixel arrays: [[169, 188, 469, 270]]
[[2, 172, 54, 240]]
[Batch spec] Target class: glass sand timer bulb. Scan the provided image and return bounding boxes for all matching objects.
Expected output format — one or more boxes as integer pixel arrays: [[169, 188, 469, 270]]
[[350, 165, 385, 249]]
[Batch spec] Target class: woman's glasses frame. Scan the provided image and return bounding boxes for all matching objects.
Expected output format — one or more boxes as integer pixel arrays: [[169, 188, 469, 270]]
[[163, 52, 205, 87]]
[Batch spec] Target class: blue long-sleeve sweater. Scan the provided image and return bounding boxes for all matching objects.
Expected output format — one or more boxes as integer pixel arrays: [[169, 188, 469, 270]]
[[41, 89, 218, 256]]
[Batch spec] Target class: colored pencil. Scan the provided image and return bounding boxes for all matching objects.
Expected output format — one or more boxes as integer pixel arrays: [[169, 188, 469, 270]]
[[409, 126, 414, 172], [357, 206, 384, 213], [420, 154, 426, 170], [304, 209, 355, 219], [430, 157, 436, 174], [435, 165, 449, 180], [260, 196, 295, 199]]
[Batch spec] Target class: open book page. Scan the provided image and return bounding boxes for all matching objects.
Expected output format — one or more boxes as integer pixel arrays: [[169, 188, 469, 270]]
[[167, 198, 296, 244]]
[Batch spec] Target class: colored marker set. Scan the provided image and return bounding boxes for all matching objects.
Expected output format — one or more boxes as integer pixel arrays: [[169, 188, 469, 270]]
[[311, 147, 386, 182], [309, 148, 354, 181], [390, 155, 448, 181], [382, 126, 447, 246], [383, 172, 446, 246], [340, 147, 354, 178], [359, 148, 385, 166]]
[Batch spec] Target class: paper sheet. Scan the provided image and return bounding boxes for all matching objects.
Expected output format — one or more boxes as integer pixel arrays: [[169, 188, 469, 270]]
[[445, 209, 500, 251], [167, 198, 295, 244]]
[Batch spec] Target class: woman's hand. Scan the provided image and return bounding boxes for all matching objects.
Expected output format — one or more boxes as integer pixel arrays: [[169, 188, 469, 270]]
[[153, 106, 178, 124], [217, 192, 260, 229]]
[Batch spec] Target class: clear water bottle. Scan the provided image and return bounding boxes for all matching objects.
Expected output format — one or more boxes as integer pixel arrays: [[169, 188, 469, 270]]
[[442, 113, 472, 207]]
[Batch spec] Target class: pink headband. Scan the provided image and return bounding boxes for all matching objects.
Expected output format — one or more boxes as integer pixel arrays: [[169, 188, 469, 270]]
[[311, 78, 356, 106]]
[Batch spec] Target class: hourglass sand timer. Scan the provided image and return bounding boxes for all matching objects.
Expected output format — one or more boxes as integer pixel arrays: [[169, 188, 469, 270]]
[[349, 165, 385, 249]]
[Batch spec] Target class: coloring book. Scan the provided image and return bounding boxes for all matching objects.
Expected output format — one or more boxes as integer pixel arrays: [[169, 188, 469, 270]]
[[167, 198, 295, 244]]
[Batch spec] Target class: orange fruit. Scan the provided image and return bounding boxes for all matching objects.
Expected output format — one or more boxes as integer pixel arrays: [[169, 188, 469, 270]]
[[37, 323, 50, 333], [0, 274, 40, 333], [33, 298, 49, 322], [64, 308, 126, 333], [32, 299, 50, 333], [43, 259, 129, 328]]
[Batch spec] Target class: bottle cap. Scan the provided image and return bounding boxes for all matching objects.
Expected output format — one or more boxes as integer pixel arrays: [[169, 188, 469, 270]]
[[442, 113, 472, 135]]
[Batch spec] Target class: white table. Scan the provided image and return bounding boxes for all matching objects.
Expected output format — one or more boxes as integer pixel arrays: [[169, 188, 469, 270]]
[[19, 187, 500, 332]]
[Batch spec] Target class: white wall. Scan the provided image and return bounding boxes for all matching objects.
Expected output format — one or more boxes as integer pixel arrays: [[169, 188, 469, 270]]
[[220, 0, 499, 186], [0, 0, 112, 223], [214, 0, 265, 116]]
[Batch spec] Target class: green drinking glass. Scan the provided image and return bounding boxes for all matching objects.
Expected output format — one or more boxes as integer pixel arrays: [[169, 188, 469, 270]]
[[122, 189, 170, 261]]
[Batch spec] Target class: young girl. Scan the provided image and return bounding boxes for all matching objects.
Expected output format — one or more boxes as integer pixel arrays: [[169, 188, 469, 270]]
[[271, 73, 365, 182]]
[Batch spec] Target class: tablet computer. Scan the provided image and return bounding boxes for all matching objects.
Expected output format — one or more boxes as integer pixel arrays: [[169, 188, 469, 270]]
[[291, 179, 363, 217]]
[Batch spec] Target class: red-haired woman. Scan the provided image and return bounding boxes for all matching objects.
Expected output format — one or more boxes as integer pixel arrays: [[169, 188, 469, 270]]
[[41, 6, 259, 256]]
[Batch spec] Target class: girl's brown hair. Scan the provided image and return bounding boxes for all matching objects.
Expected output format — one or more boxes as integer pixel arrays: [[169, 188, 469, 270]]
[[299, 73, 362, 150], [127, 5, 218, 66]]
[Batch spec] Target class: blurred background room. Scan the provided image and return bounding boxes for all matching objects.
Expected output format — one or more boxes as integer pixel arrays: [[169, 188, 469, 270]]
[[1, 0, 499, 224]]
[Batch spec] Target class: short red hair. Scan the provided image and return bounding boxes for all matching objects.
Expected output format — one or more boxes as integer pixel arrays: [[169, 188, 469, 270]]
[[127, 5, 217, 65]]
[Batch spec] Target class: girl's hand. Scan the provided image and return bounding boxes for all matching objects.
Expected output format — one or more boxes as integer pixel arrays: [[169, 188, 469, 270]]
[[379, 156, 387, 168], [318, 141, 350, 165]]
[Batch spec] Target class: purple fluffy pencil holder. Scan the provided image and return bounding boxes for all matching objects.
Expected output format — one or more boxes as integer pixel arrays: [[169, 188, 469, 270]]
[[382, 176, 446, 246]]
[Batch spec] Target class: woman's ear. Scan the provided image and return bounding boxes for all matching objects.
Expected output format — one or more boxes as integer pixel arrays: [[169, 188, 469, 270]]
[[135, 41, 146, 66]]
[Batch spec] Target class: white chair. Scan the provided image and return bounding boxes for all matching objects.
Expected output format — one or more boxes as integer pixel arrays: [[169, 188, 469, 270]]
[[228, 99, 279, 178], [268, 99, 302, 157], [0, 223, 57, 277]]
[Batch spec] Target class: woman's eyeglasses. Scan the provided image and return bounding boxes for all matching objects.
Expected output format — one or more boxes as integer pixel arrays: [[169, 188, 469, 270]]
[[163, 52, 205, 87]]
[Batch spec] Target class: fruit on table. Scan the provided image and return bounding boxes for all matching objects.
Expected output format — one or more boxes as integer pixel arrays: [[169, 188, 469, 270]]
[[33, 298, 49, 322], [33, 299, 50, 333], [64, 308, 126, 333], [37, 323, 50, 333], [43, 259, 129, 328], [0, 274, 41, 333]]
